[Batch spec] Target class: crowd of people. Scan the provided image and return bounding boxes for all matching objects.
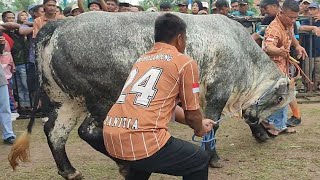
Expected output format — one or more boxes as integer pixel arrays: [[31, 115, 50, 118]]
[[0, 0, 319, 149]]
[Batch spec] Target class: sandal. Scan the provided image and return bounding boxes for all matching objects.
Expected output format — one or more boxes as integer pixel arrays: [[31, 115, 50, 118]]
[[279, 127, 296, 135], [260, 121, 279, 137]]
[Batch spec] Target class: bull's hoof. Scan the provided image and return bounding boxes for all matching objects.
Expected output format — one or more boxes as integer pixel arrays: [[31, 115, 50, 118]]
[[59, 170, 83, 180], [253, 132, 270, 143], [209, 160, 223, 168]]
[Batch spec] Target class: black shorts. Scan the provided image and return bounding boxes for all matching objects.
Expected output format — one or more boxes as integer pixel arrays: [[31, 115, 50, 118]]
[[114, 136, 210, 180]]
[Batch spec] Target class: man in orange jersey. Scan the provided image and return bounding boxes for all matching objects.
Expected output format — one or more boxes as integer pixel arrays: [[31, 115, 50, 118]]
[[103, 13, 215, 180]]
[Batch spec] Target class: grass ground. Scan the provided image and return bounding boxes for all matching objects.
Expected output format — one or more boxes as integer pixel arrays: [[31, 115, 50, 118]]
[[0, 103, 319, 180]]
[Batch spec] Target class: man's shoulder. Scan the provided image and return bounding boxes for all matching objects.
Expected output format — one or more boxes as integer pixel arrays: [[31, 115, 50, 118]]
[[247, 11, 255, 16]]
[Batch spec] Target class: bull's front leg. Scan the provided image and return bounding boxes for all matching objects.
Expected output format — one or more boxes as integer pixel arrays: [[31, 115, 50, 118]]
[[243, 112, 269, 143], [44, 101, 84, 180]]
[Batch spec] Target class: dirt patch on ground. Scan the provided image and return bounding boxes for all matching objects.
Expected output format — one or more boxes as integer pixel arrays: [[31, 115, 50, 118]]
[[0, 103, 319, 180]]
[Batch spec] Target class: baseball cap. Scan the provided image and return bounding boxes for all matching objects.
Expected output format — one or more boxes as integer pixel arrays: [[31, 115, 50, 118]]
[[177, 1, 188, 6], [301, 0, 312, 4], [238, 0, 249, 5], [71, 4, 80, 13], [308, 2, 319, 8], [202, 2, 209, 9], [88, 0, 102, 9]]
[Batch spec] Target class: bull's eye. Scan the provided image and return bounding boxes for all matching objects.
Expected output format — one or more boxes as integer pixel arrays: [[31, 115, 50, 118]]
[[278, 96, 283, 102]]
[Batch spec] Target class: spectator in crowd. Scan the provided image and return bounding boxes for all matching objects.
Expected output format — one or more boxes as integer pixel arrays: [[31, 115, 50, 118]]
[[230, 0, 239, 13], [0, 65, 16, 144], [177, 1, 188, 13], [28, 5, 45, 22], [63, 6, 72, 17], [33, 0, 64, 39], [202, 2, 209, 14], [299, 0, 311, 15], [119, 2, 131, 12], [71, 4, 82, 16], [211, 2, 218, 14], [2, 11, 31, 112], [192, 1, 204, 14], [103, 13, 215, 180], [232, 0, 254, 32], [263, 0, 307, 135], [56, 6, 63, 16], [232, 0, 254, 17], [130, 6, 139, 12], [301, 3, 320, 92], [215, 0, 231, 16], [78, 0, 102, 13], [160, 2, 172, 11], [0, 31, 19, 121], [99, 0, 118, 12]]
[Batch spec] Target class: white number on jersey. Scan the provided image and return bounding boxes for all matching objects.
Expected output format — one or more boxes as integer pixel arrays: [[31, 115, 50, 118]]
[[116, 67, 163, 107]]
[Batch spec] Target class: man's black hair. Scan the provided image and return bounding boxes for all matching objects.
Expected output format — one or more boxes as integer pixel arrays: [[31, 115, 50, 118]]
[[216, 0, 230, 9], [282, 0, 300, 12], [43, 0, 57, 5], [1, 11, 14, 21], [154, 13, 187, 43], [231, 0, 239, 3], [32, 5, 43, 13]]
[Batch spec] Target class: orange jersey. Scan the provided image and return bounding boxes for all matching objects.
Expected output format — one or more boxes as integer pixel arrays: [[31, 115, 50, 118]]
[[33, 15, 64, 38], [103, 42, 200, 160]]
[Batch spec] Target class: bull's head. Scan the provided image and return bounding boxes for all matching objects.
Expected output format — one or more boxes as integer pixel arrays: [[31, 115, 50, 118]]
[[243, 77, 295, 124]]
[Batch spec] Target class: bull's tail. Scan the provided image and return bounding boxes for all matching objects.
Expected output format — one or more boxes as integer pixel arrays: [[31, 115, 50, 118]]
[[8, 19, 68, 170]]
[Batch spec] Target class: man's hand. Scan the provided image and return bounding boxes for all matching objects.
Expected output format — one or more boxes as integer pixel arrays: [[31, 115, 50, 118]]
[[194, 119, 216, 137], [312, 27, 320, 36], [0, 36, 5, 44], [276, 46, 290, 58], [295, 45, 308, 60]]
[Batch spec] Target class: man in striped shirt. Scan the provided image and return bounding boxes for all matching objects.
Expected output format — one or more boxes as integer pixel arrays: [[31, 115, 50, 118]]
[[263, 0, 307, 135], [103, 13, 215, 179]]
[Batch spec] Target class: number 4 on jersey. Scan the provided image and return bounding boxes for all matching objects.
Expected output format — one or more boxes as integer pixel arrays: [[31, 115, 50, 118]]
[[116, 67, 163, 107]]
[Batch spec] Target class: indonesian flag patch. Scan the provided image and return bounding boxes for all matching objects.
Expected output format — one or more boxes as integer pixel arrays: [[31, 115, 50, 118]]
[[192, 82, 200, 93]]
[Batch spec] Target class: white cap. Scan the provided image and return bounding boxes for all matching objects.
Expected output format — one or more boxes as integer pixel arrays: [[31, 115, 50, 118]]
[[202, 1, 209, 9]]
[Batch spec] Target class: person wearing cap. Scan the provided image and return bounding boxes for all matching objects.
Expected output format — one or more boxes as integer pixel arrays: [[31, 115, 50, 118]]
[[28, 4, 45, 22], [201, 2, 209, 14], [118, 2, 131, 12], [299, 0, 311, 15], [99, 0, 118, 12], [70, 4, 82, 16], [78, 0, 102, 13], [215, 0, 230, 16], [33, 0, 64, 38], [192, 1, 204, 14], [160, 2, 172, 11], [300, 2, 320, 93], [262, 0, 308, 135], [177, 1, 188, 13], [230, 0, 239, 13], [211, 2, 218, 14], [231, 0, 254, 17]]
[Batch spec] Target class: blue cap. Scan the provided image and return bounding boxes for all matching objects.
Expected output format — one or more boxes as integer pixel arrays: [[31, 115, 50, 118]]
[[309, 2, 319, 8]]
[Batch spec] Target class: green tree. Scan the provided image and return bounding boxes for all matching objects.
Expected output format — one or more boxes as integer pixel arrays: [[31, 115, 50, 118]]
[[12, 0, 36, 11]]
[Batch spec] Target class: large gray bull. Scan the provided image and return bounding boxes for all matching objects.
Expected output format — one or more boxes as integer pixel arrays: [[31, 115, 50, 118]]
[[9, 12, 294, 179]]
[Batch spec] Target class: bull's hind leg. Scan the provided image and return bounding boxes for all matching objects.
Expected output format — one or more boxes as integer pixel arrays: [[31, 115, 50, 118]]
[[44, 100, 85, 180]]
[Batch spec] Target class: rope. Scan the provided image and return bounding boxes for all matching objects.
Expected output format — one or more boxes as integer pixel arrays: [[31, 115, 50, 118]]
[[289, 56, 314, 85]]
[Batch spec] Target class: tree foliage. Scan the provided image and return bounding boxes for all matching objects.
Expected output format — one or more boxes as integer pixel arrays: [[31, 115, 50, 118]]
[[11, 0, 36, 11]]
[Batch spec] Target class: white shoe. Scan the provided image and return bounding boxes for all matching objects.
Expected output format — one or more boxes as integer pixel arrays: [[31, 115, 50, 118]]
[[11, 112, 20, 121]]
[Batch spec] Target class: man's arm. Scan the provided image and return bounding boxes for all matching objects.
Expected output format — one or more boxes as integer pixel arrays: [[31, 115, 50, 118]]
[[19, 26, 33, 35], [263, 28, 290, 57], [78, 0, 86, 13], [0, 22, 20, 31], [99, 0, 108, 11], [174, 106, 215, 137]]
